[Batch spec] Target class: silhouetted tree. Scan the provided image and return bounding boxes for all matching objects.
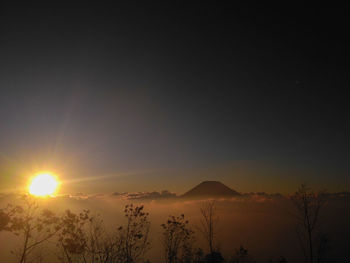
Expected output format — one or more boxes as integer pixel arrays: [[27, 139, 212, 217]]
[[229, 245, 255, 263], [198, 201, 219, 255], [268, 256, 288, 263], [0, 207, 10, 231], [117, 204, 150, 263], [58, 209, 120, 263], [193, 248, 205, 263], [161, 214, 194, 263], [0, 203, 22, 232], [291, 185, 327, 263], [7, 196, 61, 263], [85, 215, 117, 263], [204, 251, 224, 263], [315, 233, 330, 263], [57, 204, 152, 263], [57, 209, 90, 262]]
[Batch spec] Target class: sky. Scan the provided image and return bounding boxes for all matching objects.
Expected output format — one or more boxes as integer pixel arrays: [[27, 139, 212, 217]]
[[0, 3, 349, 194]]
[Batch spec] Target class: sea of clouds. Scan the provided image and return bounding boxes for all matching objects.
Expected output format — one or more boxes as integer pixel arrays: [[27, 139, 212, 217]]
[[1, 191, 350, 262]]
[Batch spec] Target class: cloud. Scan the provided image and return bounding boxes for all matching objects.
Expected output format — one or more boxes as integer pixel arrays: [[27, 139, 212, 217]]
[[112, 190, 177, 200], [1, 190, 350, 263]]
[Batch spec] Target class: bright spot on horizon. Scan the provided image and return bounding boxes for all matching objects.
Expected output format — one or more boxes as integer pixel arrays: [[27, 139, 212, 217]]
[[29, 173, 59, 197]]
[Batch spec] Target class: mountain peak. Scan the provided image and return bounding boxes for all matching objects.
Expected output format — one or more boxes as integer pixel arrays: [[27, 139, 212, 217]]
[[182, 181, 240, 198]]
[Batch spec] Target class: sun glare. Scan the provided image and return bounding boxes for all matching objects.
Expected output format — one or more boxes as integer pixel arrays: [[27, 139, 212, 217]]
[[29, 173, 59, 197]]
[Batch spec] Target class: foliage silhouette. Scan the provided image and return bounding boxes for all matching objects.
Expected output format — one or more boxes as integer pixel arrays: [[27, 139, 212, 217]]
[[229, 245, 255, 263], [268, 256, 288, 263], [291, 185, 327, 263], [161, 214, 195, 263], [204, 251, 224, 263], [4, 196, 61, 263], [58, 204, 151, 263], [0, 203, 23, 232], [198, 201, 219, 255], [58, 209, 91, 262], [117, 204, 151, 263], [0, 185, 336, 263], [58, 209, 122, 263]]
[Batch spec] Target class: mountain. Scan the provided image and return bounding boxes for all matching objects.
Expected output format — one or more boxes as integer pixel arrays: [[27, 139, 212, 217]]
[[181, 181, 240, 198]]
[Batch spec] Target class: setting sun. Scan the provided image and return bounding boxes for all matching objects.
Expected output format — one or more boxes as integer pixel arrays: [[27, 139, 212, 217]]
[[29, 173, 59, 197]]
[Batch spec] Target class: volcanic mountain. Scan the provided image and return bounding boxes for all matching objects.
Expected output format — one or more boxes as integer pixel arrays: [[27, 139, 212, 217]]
[[181, 181, 240, 198]]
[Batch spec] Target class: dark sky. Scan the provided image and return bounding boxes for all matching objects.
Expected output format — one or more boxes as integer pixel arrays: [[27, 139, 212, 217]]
[[0, 3, 349, 193]]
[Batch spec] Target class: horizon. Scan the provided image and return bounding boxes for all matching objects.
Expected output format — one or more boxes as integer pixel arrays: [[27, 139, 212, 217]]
[[1, 179, 347, 197], [0, 3, 349, 262]]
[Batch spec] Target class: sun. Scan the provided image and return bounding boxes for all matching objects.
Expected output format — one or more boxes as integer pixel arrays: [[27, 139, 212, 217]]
[[29, 173, 60, 197]]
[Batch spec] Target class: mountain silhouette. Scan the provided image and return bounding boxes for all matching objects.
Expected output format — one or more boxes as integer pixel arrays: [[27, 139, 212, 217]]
[[181, 181, 240, 198]]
